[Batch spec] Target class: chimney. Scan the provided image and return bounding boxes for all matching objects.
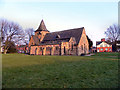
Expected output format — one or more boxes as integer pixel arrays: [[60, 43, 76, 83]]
[[101, 38, 105, 42]]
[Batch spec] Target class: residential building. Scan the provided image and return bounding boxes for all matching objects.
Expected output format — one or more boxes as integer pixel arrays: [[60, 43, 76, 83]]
[[96, 38, 112, 52]]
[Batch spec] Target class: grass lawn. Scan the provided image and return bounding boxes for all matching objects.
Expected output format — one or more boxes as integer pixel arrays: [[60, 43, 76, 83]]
[[2, 52, 119, 88]]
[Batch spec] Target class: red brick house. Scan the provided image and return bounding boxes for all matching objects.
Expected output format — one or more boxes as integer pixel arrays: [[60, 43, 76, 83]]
[[16, 45, 29, 53], [96, 38, 112, 52], [29, 20, 89, 55]]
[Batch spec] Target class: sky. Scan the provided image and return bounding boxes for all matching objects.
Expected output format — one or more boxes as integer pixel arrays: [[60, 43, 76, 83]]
[[0, 0, 118, 46]]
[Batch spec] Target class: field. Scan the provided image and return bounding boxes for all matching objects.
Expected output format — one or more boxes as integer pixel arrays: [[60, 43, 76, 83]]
[[2, 52, 119, 88]]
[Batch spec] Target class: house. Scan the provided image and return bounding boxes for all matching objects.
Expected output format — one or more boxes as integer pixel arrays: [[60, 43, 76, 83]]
[[29, 20, 89, 55], [16, 45, 29, 53], [96, 38, 112, 52]]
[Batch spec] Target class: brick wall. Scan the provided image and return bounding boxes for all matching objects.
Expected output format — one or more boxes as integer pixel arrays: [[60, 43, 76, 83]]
[[77, 29, 89, 55]]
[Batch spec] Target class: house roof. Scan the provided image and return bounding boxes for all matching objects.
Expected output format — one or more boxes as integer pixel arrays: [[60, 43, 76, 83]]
[[32, 42, 60, 46], [42, 27, 84, 45], [35, 20, 49, 32], [96, 41, 102, 45], [96, 41, 112, 45]]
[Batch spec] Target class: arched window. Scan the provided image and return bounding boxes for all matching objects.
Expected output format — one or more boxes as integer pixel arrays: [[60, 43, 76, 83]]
[[40, 47, 42, 51], [35, 48, 37, 55], [46, 47, 50, 51], [64, 47, 66, 55], [81, 45, 83, 50], [71, 43, 74, 50], [56, 46, 59, 50]]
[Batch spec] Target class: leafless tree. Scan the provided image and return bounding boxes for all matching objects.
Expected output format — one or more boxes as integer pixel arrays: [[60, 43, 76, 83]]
[[105, 24, 120, 42], [23, 28, 34, 45], [23, 28, 34, 53], [105, 24, 120, 51], [0, 19, 24, 54], [25, 28, 34, 40]]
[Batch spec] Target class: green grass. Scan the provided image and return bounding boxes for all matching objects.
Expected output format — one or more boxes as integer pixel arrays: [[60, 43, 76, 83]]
[[2, 52, 119, 88]]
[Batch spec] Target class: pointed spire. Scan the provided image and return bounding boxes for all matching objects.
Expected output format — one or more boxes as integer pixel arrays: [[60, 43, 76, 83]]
[[36, 19, 49, 32]]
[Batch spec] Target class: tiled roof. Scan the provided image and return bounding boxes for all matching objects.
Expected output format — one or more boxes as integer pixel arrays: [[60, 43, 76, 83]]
[[42, 27, 84, 45], [96, 41, 112, 45]]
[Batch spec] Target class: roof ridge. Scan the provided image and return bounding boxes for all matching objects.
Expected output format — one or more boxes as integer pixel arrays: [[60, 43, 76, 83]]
[[51, 27, 84, 33], [43, 27, 84, 45]]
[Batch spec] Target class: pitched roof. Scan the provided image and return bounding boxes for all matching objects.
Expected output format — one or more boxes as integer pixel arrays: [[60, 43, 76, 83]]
[[35, 20, 49, 32], [96, 41, 112, 45], [42, 27, 84, 45], [96, 41, 102, 45]]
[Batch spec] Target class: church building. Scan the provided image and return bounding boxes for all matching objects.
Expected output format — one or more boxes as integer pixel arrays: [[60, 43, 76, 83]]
[[29, 20, 89, 55]]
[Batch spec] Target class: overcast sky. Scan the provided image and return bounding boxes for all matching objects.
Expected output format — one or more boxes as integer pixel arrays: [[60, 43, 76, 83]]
[[0, 0, 118, 46]]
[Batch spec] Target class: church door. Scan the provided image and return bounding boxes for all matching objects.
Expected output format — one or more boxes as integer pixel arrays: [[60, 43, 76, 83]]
[[42, 48, 44, 55], [50, 47, 52, 55], [84, 44, 86, 54], [64, 47, 66, 55], [35, 48, 37, 55]]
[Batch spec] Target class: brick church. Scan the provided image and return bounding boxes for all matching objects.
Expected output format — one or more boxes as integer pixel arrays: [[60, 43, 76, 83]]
[[29, 20, 89, 55]]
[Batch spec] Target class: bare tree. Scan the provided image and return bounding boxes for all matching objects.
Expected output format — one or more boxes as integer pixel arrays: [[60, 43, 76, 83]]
[[0, 19, 24, 54], [25, 28, 34, 40], [105, 24, 120, 51], [105, 24, 120, 42], [23, 28, 34, 54]]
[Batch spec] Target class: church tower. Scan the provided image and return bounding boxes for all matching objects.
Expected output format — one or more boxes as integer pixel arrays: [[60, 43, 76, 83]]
[[35, 20, 49, 42]]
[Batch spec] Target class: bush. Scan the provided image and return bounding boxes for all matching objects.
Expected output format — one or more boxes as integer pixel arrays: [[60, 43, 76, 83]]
[[81, 53, 85, 56], [7, 41, 17, 53]]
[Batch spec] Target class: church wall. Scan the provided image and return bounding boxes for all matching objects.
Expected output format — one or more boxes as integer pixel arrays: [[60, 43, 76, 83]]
[[45, 47, 51, 55], [35, 31, 49, 42], [30, 44, 60, 55], [69, 45, 77, 55], [37, 46, 43, 55], [77, 29, 89, 55], [61, 42, 69, 55], [29, 36, 34, 47], [68, 37, 77, 55], [30, 46, 38, 55], [53, 45, 61, 55]]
